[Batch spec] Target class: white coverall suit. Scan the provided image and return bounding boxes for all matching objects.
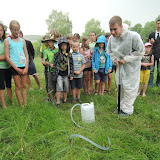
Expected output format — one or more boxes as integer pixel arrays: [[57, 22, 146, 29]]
[[107, 29, 145, 114]]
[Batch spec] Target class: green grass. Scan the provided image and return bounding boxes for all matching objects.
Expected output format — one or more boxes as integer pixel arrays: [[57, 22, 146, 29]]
[[0, 58, 160, 160]]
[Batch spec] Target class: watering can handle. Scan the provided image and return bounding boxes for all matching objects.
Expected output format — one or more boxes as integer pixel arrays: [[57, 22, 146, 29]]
[[70, 104, 89, 130]]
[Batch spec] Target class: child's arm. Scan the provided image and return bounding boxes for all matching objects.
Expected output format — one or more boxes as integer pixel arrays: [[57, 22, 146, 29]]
[[22, 39, 29, 75], [92, 49, 97, 73], [0, 55, 6, 61], [4, 39, 23, 75], [74, 63, 86, 75]]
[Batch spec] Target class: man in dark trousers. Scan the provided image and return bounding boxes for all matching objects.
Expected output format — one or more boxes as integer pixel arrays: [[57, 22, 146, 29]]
[[148, 19, 160, 87]]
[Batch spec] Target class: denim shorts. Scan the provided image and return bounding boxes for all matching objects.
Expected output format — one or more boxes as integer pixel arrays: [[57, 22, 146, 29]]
[[94, 68, 107, 82], [56, 75, 69, 92], [71, 77, 83, 89], [28, 62, 37, 75]]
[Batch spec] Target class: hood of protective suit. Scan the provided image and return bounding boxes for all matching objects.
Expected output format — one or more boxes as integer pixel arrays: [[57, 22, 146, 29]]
[[58, 37, 70, 53], [96, 35, 107, 49]]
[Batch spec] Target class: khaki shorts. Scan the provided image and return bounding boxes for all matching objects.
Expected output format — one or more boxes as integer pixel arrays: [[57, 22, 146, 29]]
[[48, 72, 56, 94]]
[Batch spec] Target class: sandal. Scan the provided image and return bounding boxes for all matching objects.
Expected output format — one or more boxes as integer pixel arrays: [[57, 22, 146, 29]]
[[108, 91, 111, 95], [104, 89, 107, 93], [94, 92, 98, 96]]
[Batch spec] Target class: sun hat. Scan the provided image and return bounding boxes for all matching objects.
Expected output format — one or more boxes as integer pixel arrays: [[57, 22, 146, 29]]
[[144, 42, 152, 47], [44, 34, 57, 42]]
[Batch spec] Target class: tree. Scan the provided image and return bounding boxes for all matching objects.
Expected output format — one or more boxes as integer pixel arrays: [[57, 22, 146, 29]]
[[82, 18, 105, 37], [140, 21, 155, 43], [131, 23, 142, 34], [46, 10, 72, 37]]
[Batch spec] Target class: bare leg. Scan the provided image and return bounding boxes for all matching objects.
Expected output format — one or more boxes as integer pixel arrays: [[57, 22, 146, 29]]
[[89, 70, 93, 91], [56, 91, 61, 104], [142, 85, 147, 97], [95, 80, 100, 95], [21, 74, 27, 106], [86, 71, 91, 95], [0, 90, 6, 108], [137, 84, 142, 96], [108, 73, 112, 93], [100, 81, 105, 95], [13, 75, 22, 105], [7, 88, 12, 101], [63, 91, 67, 102], [77, 88, 81, 99], [33, 74, 42, 90], [72, 88, 77, 98], [26, 75, 33, 90]]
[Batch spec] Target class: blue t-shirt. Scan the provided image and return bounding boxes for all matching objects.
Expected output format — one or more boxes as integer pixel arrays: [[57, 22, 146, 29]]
[[72, 52, 86, 78], [7, 37, 26, 67], [99, 51, 106, 68]]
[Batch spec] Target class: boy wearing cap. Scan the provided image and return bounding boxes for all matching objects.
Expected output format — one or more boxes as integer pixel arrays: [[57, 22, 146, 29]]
[[44, 34, 58, 104], [53, 37, 74, 107], [137, 43, 154, 97]]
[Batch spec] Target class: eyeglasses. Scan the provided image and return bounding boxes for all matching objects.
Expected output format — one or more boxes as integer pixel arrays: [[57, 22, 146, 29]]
[[11, 29, 20, 32]]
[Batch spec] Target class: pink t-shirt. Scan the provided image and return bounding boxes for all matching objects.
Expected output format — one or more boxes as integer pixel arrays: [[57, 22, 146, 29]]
[[82, 49, 92, 68]]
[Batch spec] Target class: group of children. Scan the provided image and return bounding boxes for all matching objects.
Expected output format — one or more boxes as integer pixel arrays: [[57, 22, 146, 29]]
[[0, 19, 155, 109], [40, 29, 114, 107]]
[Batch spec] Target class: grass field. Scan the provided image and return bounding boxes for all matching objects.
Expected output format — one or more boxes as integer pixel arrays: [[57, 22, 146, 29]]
[[0, 58, 160, 160]]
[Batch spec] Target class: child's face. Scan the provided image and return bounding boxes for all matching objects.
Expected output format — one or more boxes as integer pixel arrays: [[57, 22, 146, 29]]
[[47, 40, 54, 48], [98, 43, 105, 48], [72, 43, 79, 53], [90, 33, 96, 42], [11, 25, 20, 39], [85, 39, 90, 47], [60, 43, 67, 52], [0, 26, 4, 38], [145, 46, 152, 54], [67, 38, 73, 45], [73, 37, 79, 42]]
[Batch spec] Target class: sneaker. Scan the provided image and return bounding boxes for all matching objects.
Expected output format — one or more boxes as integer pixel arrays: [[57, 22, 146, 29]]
[[56, 104, 60, 108], [44, 98, 51, 102], [119, 111, 130, 117], [77, 98, 82, 103]]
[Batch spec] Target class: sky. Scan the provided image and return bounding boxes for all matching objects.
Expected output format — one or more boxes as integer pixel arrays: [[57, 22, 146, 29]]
[[1, 0, 160, 36]]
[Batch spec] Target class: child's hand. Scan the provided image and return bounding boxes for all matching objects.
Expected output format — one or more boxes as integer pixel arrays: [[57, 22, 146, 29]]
[[16, 68, 23, 75], [70, 76, 73, 80], [93, 69, 97, 73], [74, 71, 80, 75], [49, 63, 53, 68], [23, 67, 28, 75], [45, 61, 49, 66], [108, 69, 112, 73], [141, 63, 148, 67]]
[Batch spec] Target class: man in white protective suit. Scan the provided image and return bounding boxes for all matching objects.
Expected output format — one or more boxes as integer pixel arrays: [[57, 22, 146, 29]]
[[107, 16, 145, 117]]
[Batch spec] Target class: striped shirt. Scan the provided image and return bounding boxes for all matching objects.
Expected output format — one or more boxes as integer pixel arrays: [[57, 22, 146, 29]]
[[72, 52, 86, 78]]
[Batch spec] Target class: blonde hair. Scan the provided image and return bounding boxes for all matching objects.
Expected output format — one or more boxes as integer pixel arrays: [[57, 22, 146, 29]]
[[9, 20, 20, 29], [109, 16, 122, 26], [66, 33, 73, 40], [81, 36, 90, 50], [71, 41, 79, 47]]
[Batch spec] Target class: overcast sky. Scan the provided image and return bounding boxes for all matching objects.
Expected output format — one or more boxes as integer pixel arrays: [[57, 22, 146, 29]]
[[1, 0, 160, 36]]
